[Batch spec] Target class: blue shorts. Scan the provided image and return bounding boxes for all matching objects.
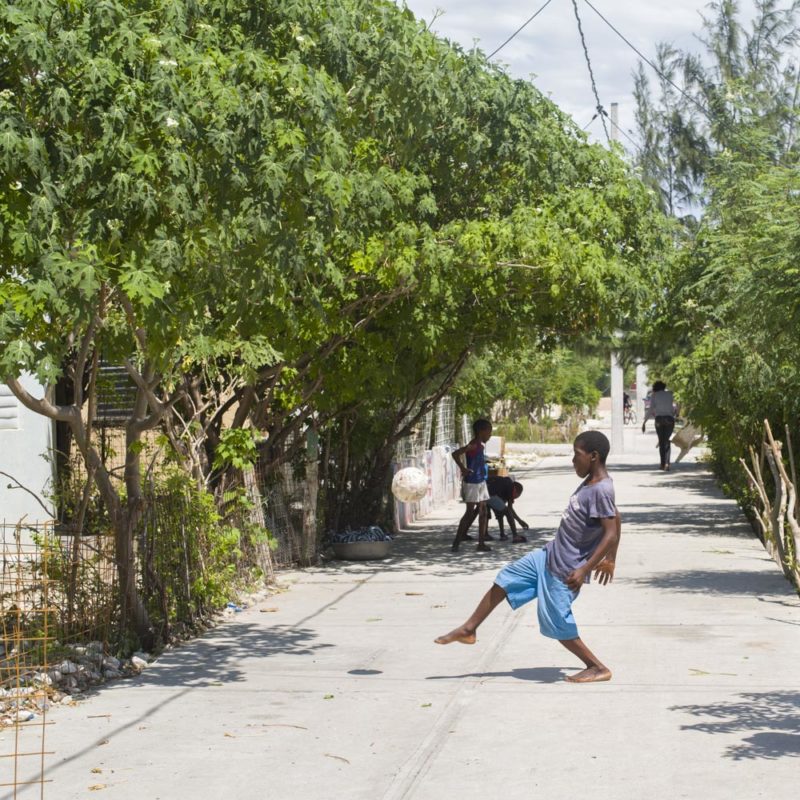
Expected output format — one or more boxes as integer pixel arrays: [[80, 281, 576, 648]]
[[494, 548, 579, 640]]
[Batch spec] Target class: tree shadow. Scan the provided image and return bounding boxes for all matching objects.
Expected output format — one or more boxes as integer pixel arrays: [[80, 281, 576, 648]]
[[35, 619, 335, 786], [73, 621, 335, 696], [672, 691, 800, 760], [319, 526, 553, 579], [426, 666, 569, 683], [631, 568, 793, 596], [619, 503, 752, 538]]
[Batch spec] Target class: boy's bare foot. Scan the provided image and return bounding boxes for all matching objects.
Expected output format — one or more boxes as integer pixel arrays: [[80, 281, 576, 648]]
[[484, 532, 494, 541], [434, 626, 477, 645], [499, 533, 509, 541], [512, 535, 527, 543], [564, 666, 612, 683], [476, 543, 491, 552]]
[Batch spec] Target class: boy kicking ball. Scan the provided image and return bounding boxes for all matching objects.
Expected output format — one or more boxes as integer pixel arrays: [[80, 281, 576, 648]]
[[435, 431, 621, 684]]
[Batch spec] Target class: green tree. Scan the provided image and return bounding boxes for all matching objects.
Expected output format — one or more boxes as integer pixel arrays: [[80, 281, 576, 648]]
[[631, 1, 800, 533], [0, 0, 669, 643]]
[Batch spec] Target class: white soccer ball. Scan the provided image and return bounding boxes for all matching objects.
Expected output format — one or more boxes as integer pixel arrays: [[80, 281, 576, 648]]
[[391, 467, 429, 503]]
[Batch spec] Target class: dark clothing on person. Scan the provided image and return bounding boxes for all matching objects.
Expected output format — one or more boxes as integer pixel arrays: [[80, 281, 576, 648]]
[[655, 415, 675, 469], [486, 475, 516, 521], [487, 475, 515, 504], [486, 475, 527, 541]]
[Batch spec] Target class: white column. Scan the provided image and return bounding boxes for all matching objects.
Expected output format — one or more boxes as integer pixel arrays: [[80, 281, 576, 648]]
[[635, 363, 648, 425], [610, 350, 624, 454]]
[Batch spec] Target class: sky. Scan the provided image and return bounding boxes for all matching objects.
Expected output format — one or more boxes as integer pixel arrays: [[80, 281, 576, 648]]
[[398, 0, 748, 149]]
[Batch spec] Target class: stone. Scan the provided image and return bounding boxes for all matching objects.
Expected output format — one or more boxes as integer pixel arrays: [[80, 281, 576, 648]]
[[102, 656, 121, 670], [131, 656, 148, 671], [103, 668, 122, 679], [58, 660, 78, 674]]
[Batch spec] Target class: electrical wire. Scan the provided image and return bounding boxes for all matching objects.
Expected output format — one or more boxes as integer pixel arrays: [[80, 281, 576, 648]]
[[571, 0, 610, 144], [487, 0, 557, 59], [612, 119, 643, 151], [579, 0, 711, 119]]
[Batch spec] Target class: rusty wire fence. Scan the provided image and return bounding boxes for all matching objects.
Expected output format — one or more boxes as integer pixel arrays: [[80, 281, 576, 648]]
[[0, 437, 319, 796], [0, 523, 56, 799]]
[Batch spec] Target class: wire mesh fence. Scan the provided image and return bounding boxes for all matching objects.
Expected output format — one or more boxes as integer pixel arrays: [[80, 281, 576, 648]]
[[393, 397, 461, 528], [433, 396, 456, 448], [0, 523, 56, 799]]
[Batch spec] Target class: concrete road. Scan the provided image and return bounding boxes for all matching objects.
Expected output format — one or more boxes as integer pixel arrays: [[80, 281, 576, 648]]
[[8, 431, 800, 799]]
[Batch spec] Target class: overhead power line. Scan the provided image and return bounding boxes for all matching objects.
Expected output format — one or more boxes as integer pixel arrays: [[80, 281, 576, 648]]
[[571, 0, 610, 144], [487, 0, 557, 59], [578, 0, 711, 119]]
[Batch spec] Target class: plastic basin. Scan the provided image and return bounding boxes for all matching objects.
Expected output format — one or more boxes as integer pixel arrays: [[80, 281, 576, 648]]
[[332, 541, 392, 561]]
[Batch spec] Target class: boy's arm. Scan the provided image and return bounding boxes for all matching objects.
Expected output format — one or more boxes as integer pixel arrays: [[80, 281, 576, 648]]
[[451, 442, 471, 478], [594, 511, 621, 585], [511, 507, 529, 529], [564, 512, 621, 591]]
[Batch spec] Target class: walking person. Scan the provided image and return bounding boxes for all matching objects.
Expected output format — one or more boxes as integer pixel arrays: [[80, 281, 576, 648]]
[[450, 419, 493, 552], [642, 380, 677, 470], [436, 431, 622, 683]]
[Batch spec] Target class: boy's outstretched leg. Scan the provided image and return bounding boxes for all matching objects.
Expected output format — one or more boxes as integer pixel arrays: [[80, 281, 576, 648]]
[[559, 637, 612, 683], [434, 584, 507, 644]]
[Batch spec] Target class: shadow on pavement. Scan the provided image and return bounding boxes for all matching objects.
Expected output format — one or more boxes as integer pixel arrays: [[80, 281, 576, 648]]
[[620, 503, 752, 537], [631, 568, 791, 596], [321, 527, 552, 578], [425, 666, 569, 683], [671, 691, 800, 760]]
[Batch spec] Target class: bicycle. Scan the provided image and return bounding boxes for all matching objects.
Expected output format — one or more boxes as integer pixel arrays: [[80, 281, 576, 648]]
[[623, 405, 637, 425]]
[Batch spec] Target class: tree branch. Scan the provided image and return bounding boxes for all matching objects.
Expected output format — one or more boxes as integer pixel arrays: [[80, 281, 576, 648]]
[[6, 377, 76, 423]]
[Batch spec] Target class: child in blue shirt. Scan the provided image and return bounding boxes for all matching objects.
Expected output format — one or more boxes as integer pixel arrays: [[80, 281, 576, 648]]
[[450, 418, 493, 553], [436, 431, 621, 683]]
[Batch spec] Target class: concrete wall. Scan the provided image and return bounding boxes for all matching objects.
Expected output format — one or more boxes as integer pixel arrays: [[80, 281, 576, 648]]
[[0, 375, 55, 525]]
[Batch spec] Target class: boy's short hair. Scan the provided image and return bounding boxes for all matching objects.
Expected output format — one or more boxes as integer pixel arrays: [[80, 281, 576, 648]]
[[652, 380, 667, 392], [472, 418, 492, 435], [574, 431, 611, 463], [512, 481, 523, 497]]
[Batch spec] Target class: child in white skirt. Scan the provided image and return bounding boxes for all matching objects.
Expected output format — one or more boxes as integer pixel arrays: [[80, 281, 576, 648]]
[[450, 418, 493, 552]]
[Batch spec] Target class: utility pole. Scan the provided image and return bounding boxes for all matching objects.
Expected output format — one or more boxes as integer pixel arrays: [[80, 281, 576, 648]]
[[635, 363, 648, 425], [609, 102, 624, 455]]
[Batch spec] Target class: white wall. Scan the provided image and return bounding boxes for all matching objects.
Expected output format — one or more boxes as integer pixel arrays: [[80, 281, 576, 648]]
[[0, 375, 55, 525]]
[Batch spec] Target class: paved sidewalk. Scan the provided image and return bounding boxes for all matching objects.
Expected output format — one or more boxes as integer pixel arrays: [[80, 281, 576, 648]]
[[10, 432, 800, 799]]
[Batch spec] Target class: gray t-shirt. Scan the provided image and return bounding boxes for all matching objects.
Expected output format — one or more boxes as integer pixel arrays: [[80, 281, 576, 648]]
[[545, 477, 616, 583]]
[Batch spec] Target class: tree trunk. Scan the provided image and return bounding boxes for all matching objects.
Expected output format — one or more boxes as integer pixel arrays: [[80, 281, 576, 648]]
[[300, 428, 319, 567], [115, 505, 155, 651], [243, 465, 274, 582]]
